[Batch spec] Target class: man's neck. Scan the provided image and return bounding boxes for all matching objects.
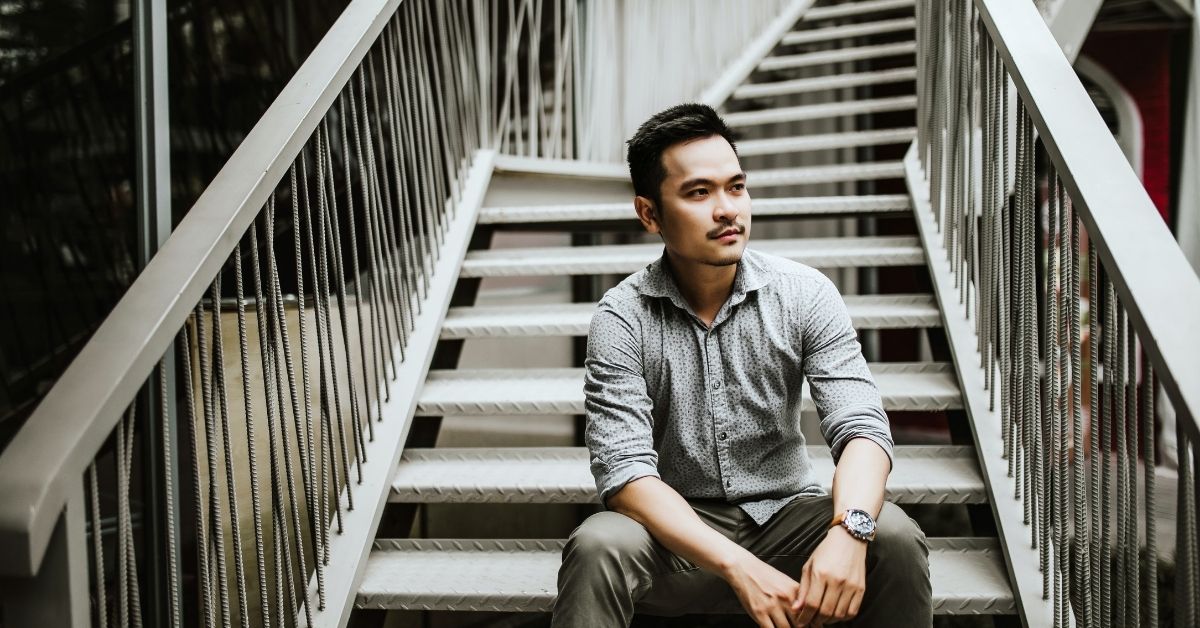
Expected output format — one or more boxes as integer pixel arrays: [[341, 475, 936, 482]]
[[664, 251, 739, 326]]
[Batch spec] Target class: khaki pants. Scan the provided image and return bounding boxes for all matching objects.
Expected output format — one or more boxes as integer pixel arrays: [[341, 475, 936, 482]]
[[551, 495, 932, 627]]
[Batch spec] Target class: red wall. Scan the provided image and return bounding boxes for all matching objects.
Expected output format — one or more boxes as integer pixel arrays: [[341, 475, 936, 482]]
[[1080, 30, 1174, 223]]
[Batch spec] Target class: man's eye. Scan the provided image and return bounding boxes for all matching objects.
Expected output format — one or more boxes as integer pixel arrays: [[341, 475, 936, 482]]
[[689, 189, 708, 197], [732, 183, 746, 192]]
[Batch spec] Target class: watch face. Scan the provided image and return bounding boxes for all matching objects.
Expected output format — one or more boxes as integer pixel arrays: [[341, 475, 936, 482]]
[[845, 509, 875, 537]]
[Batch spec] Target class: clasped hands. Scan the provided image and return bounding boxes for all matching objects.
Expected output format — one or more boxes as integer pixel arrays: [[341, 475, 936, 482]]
[[726, 526, 868, 628]]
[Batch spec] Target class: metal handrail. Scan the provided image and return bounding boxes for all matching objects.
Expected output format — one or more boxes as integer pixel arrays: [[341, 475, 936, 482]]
[[976, 0, 1199, 440], [0, 0, 401, 579]]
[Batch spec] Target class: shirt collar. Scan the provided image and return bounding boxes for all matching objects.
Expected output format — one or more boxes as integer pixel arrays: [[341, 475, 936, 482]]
[[636, 248, 774, 314]]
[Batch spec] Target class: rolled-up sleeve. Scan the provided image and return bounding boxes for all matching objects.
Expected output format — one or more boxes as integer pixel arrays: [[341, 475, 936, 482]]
[[584, 297, 660, 505], [803, 276, 894, 466]]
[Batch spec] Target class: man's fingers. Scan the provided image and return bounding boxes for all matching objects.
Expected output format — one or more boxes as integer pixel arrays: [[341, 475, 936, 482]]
[[816, 580, 841, 623], [767, 605, 792, 628], [793, 560, 812, 615], [795, 575, 825, 625], [846, 589, 865, 620], [831, 585, 855, 622]]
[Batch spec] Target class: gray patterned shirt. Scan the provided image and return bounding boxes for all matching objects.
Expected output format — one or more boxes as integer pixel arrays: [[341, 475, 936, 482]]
[[584, 247, 894, 525]]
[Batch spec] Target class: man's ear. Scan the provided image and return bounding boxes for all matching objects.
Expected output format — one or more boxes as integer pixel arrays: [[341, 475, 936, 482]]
[[634, 196, 661, 234]]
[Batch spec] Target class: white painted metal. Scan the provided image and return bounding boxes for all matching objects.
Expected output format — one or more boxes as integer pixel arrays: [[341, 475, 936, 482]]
[[723, 95, 917, 126], [296, 150, 496, 628], [734, 67, 917, 100], [781, 17, 915, 46], [699, 0, 817, 107], [478, 194, 911, 224], [415, 362, 961, 416], [905, 144, 1055, 627], [493, 154, 628, 181], [460, 236, 925, 278], [1044, 0, 1103, 61], [0, 481, 88, 628], [804, 0, 915, 21], [0, 0, 403, 579], [356, 537, 1013, 614], [752, 161, 906, 187], [440, 294, 939, 339], [738, 128, 916, 156], [758, 41, 916, 72], [390, 445, 985, 504]]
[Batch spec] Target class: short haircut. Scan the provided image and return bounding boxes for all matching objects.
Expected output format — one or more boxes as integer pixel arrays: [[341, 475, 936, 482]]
[[626, 103, 738, 210]]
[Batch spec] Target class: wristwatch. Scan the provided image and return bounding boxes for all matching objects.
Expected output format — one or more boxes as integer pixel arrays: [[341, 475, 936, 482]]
[[830, 508, 877, 542]]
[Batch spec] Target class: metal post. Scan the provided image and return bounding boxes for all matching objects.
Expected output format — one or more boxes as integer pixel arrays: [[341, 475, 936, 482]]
[[0, 480, 89, 628], [134, 0, 180, 626]]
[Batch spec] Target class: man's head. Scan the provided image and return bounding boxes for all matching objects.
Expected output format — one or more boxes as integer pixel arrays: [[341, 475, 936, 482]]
[[626, 103, 750, 269]]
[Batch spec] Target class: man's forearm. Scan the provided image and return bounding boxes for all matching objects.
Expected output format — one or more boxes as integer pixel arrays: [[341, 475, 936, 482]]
[[607, 476, 752, 579], [830, 437, 891, 519]]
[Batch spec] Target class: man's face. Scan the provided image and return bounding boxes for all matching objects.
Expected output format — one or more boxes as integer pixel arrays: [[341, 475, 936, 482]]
[[636, 134, 751, 268]]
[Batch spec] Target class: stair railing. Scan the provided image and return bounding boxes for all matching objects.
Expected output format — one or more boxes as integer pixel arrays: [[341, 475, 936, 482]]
[[0, 0, 583, 626], [909, 0, 1200, 625]]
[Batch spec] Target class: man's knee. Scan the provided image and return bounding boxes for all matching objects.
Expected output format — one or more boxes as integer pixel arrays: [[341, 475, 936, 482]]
[[869, 502, 929, 572], [563, 510, 654, 566]]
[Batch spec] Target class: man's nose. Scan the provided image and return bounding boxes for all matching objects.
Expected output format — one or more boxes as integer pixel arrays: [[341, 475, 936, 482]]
[[713, 194, 739, 223]]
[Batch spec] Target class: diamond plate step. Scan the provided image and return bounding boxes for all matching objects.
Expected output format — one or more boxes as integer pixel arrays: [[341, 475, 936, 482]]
[[441, 294, 939, 339], [753, 161, 905, 187], [357, 537, 1014, 614], [415, 363, 960, 416], [477, 194, 911, 224], [737, 128, 916, 156], [782, 17, 915, 46], [459, 237, 924, 278], [804, 0, 915, 22], [758, 41, 916, 73], [390, 445, 984, 505], [723, 95, 916, 127], [734, 67, 917, 100]]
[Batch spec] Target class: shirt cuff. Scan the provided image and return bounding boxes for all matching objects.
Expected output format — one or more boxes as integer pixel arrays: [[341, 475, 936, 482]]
[[593, 458, 661, 505], [829, 430, 894, 467]]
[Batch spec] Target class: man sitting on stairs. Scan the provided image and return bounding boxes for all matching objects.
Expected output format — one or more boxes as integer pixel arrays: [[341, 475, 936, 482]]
[[551, 103, 932, 628]]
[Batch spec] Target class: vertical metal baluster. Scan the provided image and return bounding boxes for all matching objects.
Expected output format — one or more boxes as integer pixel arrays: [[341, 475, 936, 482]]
[[210, 267, 250, 628], [264, 190, 315, 625], [89, 461, 108, 628], [348, 82, 399, 384], [1047, 164, 1064, 624], [1030, 131, 1048, 600], [159, 355, 181, 628], [380, 27, 420, 337], [1115, 301, 1128, 623], [1013, 109, 1026, 507], [182, 322, 216, 628], [337, 104, 389, 412], [295, 141, 326, 610], [233, 241, 271, 628], [197, 287, 231, 627], [1179, 425, 1197, 627], [1142, 354, 1157, 627], [122, 409, 142, 628], [1088, 243, 1101, 626], [1069, 192, 1090, 623], [248, 218, 289, 619], [117, 407, 129, 628], [312, 127, 357, 498], [1125, 319, 1140, 626], [1101, 274, 1115, 628], [319, 97, 371, 457], [299, 143, 333, 570], [393, 25, 434, 301]]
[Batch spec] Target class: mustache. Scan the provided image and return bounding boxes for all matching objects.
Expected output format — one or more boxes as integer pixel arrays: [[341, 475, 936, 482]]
[[708, 223, 746, 239]]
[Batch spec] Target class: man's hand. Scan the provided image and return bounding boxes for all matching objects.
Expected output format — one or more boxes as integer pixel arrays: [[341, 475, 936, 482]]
[[723, 552, 803, 628], [792, 526, 868, 626]]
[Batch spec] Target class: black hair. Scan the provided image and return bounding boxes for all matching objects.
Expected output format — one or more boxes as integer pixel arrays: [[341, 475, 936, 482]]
[[625, 103, 738, 211]]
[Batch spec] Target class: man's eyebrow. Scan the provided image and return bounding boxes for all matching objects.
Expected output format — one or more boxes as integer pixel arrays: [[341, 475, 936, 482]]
[[677, 172, 746, 190]]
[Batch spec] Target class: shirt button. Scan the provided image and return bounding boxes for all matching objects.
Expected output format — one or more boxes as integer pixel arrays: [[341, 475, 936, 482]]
[[713, 379, 722, 389], [725, 479, 733, 488], [718, 431, 728, 441]]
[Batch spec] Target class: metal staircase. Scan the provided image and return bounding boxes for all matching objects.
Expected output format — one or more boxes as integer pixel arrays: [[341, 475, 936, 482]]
[[1, 1, 1197, 627], [354, 0, 1017, 621]]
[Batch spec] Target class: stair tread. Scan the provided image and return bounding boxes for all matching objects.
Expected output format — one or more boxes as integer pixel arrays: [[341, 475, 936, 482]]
[[804, 0, 916, 22], [782, 16, 915, 46], [738, 128, 917, 155], [735, 67, 917, 100], [357, 537, 1015, 614], [753, 160, 906, 186], [460, 237, 925, 278], [441, 294, 940, 338], [415, 363, 961, 415], [478, 194, 910, 224], [759, 41, 916, 72], [390, 445, 983, 504], [724, 95, 917, 127]]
